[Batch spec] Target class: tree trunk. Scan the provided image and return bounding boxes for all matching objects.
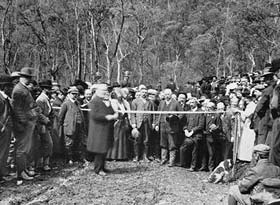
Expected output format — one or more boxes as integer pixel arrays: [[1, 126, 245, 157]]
[[75, 4, 81, 79]]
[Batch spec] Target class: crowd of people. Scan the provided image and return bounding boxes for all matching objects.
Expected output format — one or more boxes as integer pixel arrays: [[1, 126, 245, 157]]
[[1, 59, 280, 202]]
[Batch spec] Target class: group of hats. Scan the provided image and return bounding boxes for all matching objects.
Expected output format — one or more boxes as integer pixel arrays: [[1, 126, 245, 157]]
[[0, 67, 35, 85]]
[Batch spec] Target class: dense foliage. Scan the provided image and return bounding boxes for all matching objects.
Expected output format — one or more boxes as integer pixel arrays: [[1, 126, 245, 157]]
[[1, 0, 280, 87]]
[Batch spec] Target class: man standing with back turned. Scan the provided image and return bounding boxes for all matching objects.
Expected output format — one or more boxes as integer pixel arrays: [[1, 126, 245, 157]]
[[12, 67, 38, 185]]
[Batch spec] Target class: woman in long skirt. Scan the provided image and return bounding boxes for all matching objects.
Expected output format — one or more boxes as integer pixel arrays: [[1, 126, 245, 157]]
[[107, 88, 131, 160]]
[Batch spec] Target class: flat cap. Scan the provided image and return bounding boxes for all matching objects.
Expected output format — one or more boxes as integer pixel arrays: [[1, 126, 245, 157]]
[[68, 86, 79, 94], [139, 84, 147, 91], [148, 89, 157, 95], [253, 144, 270, 154]]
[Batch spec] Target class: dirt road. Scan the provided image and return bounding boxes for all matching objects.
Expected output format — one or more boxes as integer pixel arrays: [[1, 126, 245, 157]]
[[0, 161, 230, 205]]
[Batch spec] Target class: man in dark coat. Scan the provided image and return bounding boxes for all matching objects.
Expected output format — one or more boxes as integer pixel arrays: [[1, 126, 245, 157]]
[[179, 97, 205, 171], [228, 144, 280, 205], [51, 89, 66, 155], [155, 88, 183, 167], [269, 58, 280, 166], [200, 102, 222, 172], [59, 86, 85, 164], [87, 84, 118, 175], [130, 87, 155, 162], [0, 75, 13, 181], [12, 67, 38, 184], [254, 64, 275, 145], [36, 80, 53, 171]]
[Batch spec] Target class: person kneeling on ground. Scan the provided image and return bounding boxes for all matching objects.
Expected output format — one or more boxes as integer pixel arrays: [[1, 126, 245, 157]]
[[228, 144, 280, 205]]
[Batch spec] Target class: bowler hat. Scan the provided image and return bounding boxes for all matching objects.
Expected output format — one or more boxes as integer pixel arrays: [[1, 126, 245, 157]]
[[19, 67, 35, 77], [73, 79, 88, 89], [39, 80, 52, 89], [0, 74, 12, 85], [270, 59, 280, 73]]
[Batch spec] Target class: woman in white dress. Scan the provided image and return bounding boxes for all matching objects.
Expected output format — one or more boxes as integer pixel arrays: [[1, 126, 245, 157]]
[[237, 94, 257, 162]]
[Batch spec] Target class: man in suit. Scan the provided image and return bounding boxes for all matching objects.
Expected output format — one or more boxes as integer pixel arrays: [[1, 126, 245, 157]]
[[155, 88, 183, 167], [228, 144, 280, 205], [36, 80, 54, 171], [59, 86, 85, 165], [0, 75, 13, 181], [87, 84, 118, 175], [200, 101, 222, 172], [12, 67, 38, 185], [131, 87, 155, 162], [179, 97, 205, 171]]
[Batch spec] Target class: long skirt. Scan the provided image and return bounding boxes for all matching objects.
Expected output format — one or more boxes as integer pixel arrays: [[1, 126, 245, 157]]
[[107, 118, 129, 160], [238, 119, 255, 162]]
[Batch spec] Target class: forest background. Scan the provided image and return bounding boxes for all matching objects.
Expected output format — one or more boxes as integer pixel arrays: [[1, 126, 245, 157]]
[[1, 0, 280, 87]]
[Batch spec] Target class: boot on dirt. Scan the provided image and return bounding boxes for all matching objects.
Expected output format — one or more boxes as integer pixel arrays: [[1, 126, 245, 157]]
[[160, 149, 168, 165], [168, 150, 176, 167], [143, 146, 152, 162]]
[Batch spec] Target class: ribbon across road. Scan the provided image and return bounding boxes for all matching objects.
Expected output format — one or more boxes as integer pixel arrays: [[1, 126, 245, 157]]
[[52, 107, 225, 114]]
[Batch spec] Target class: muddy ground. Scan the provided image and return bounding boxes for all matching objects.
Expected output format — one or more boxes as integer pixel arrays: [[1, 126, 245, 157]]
[[0, 161, 231, 205]]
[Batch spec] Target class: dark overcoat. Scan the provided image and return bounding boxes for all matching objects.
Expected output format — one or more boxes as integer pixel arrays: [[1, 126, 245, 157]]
[[254, 85, 274, 144], [87, 96, 115, 154], [59, 99, 85, 136]]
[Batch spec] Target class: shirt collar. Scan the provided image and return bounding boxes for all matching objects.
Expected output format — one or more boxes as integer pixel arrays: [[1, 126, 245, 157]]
[[191, 107, 198, 112], [41, 91, 49, 100], [69, 97, 75, 103], [20, 81, 29, 89], [0, 90, 8, 99]]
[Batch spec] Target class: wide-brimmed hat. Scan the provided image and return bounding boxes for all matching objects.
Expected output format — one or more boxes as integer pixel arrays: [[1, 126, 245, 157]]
[[0, 74, 13, 85], [11, 71, 21, 79], [39, 80, 52, 89], [73, 79, 88, 90], [19, 67, 35, 78]]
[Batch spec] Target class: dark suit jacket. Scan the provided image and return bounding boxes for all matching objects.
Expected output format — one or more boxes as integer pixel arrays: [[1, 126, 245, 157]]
[[0, 92, 12, 132], [183, 109, 205, 140], [239, 159, 280, 194], [130, 97, 154, 128], [155, 98, 183, 133], [254, 85, 273, 133], [87, 96, 114, 154], [59, 98, 84, 136], [204, 113, 222, 141], [12, 82, 37, 131], [36, 92, 52, 134]]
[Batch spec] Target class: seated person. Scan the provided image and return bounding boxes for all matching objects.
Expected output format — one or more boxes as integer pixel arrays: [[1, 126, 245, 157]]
[[228, 144, 280, 205]]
